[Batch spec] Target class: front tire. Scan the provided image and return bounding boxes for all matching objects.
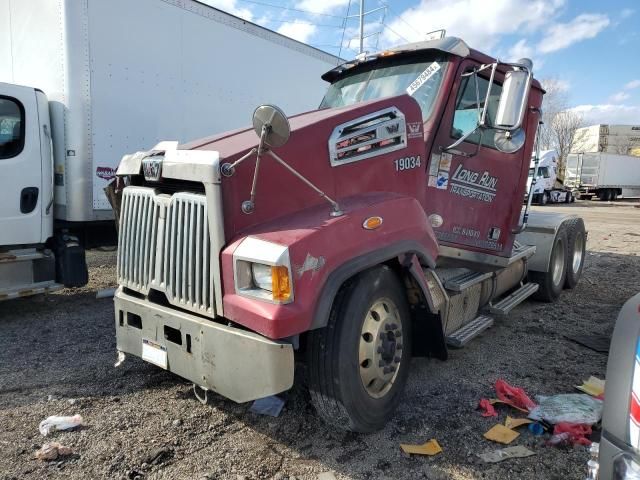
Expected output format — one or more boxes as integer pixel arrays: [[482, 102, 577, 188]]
[[530, 225, 568, 302], [541, 191, 549, 205], [307, 266, 411, 432]]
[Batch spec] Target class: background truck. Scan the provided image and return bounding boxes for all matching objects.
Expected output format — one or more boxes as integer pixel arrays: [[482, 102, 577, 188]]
[[113, 36, 588, 432], [0, 0, 340, 301], [527, 149, 575, 204], [565, 152, 640, 200]]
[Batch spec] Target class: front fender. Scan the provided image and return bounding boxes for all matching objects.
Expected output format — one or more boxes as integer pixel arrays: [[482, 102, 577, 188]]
[[220, 193, 438, 339]]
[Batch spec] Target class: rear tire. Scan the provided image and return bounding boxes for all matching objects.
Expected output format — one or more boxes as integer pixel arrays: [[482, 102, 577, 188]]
[[530, 225, 568, 302], [307, 265, 411, 432], [564, 218, 586, 289]]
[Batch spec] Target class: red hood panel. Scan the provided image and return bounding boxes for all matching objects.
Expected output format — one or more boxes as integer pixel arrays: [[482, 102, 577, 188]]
[[188, 96, 426, 242]]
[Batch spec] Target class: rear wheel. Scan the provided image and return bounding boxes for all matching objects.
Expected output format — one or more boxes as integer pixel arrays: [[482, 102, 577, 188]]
[[307, 266, 411, 432], [530, 225, 568, 302], [564, 191, 572, 203], [564, 218, 586, 289]]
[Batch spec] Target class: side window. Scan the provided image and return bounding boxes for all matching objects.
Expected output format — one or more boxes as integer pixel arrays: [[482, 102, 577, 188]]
[[450, 74, 503, 149], [541, 167, 551, 179], [0, 97, 25, 159]]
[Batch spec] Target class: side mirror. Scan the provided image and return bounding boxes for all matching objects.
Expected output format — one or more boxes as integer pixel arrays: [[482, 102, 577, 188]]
[[494, 58, 533, 131]]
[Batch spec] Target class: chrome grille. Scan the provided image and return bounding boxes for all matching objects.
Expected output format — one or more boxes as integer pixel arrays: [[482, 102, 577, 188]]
[[163, 193, 213, 314], [117, 187, 158, 291], [117, 187, 214, 316]]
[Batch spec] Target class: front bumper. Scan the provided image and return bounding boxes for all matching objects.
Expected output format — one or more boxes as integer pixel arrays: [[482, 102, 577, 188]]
[[114, 288, 294, 403]]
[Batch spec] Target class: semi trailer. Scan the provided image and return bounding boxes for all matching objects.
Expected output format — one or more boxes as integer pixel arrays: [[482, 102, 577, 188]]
[[113, 36, 587, 432], [565, 152, 640, 200], [0, 0, 340, 301], [527, 149, 575, 204]]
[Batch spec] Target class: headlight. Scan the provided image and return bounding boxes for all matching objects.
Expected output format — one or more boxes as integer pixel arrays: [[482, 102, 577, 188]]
[[233, 237, 293, 304]]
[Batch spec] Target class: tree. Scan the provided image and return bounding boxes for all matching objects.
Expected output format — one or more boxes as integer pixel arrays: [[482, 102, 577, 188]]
[[538, 78, 584, 179]]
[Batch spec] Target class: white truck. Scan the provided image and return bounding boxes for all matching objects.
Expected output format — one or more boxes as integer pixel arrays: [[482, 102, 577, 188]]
[[527, 149, 574, 204], [565, 152, 640, 200], [0, 0, 340, 301]]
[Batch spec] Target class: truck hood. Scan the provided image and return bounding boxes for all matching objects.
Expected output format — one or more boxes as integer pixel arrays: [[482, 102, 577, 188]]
[[181, 95, 424, 242]]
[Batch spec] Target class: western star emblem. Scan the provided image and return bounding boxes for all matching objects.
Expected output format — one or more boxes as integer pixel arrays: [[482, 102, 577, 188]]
[[386, 123, 400, 134], [142, 155, 163, 182], [407, 122, 422, 139]]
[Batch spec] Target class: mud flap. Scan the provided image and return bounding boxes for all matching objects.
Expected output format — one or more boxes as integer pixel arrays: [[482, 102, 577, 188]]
[[400, 253, 448, 360]]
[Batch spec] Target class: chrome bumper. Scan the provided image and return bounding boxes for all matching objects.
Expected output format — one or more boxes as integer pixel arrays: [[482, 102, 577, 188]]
[[114, 288, 294, 403]]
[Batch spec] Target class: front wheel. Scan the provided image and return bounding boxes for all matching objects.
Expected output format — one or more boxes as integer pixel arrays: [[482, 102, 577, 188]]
[[307, 266, 411, 432], [541, 191, 549, 205]]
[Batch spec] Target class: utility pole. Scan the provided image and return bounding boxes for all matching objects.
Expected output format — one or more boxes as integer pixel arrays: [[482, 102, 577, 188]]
[[359, 0, 365, 54]]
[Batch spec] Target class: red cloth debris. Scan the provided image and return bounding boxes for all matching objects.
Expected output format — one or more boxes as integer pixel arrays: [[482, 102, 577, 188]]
[[478, 398, 498, 417], [550, 422, 592, 446], [495, 379, 537, 412]]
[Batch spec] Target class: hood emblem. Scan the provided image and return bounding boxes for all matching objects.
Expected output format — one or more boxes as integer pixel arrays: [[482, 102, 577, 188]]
[[142, 155, 163, 182]]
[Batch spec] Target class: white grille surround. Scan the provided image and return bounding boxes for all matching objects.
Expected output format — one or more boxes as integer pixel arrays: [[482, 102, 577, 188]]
[[117, 186, 218, 316]]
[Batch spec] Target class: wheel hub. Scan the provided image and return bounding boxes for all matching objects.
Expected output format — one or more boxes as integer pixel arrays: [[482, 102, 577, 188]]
[[358, 299, 403, 398]]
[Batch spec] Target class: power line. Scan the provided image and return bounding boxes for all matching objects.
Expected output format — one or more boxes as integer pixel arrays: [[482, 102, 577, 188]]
[[382, 22, 410, 43], [235, 0, 345, 18], [381, 3, 421, 37], [338, 0, 352, 60], [268, 18, 345, 28]]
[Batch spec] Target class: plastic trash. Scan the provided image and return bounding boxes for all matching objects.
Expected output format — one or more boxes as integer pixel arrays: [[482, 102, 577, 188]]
[[39, 414, 83, 436], [528, 394, 603, 425], [478, 445, 536, 463], [548, 422, 592, 446], [249, 395, 285, 417], [35, 442, 73, 461], [479, 398, 498, 417], [528, 422, 545, 436], [495, 379, 537, 411]]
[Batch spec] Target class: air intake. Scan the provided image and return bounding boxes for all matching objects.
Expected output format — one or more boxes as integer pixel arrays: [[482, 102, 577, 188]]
[[328, 107, 407, 166]]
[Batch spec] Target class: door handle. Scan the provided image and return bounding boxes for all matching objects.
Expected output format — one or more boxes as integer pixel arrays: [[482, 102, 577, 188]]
[[20, 187, 39, 214]]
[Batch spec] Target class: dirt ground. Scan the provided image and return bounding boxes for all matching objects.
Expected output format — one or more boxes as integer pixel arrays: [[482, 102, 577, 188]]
[[1, 199, 639, 480]]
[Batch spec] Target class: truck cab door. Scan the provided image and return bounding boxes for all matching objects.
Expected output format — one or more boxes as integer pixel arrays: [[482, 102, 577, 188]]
[[424, 60, 538, 259], [0, 83, 43, 246]]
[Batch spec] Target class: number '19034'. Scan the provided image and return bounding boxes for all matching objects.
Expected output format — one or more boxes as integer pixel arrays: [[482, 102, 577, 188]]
[[394, 156, 421, 171]]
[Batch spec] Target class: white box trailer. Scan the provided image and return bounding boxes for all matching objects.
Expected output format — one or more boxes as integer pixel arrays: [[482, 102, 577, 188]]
[[572, 124, 640, 156], [565, 152, 640, 200], [0, 0, 340, 299]]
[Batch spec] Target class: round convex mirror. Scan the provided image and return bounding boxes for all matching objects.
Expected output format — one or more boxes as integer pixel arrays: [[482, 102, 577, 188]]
[[252, 104, 290, 148], [494, 128, 526, 154]]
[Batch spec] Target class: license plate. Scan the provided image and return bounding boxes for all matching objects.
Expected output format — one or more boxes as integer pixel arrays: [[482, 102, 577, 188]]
[[142, 339, 167, 369]]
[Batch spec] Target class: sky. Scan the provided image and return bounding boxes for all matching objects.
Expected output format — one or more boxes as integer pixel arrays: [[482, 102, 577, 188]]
[[202, 0, 640, 125]]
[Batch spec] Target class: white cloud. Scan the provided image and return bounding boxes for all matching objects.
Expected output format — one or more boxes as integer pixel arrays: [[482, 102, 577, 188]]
[[381, 0, 566, 52], [200, 0, 253, 20], [625, 80, 640, 90], [570, 103, 640, 124], [297, 0, 349, 15], [508, 39, 534, 60], [621, 8, 635, 19], [277, 21, 318, 43], [538, 13, 610, 53], [610, 91, 630, 103]]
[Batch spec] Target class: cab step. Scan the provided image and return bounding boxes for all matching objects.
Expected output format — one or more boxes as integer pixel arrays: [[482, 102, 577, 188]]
[[487, 282, 539, 316], [0, 281, 63, 302], [444, 271, 492, 292], [446, 314, 494, 348]]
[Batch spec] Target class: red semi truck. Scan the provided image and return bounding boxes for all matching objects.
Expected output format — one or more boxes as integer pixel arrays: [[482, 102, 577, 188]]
[[113, 37, 587, 432]]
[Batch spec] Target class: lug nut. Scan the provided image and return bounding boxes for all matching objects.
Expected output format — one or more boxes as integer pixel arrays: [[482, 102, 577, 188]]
[[395, 331, 402, 338], [384, 324, 392, 331], [389, 323, 398, 330]]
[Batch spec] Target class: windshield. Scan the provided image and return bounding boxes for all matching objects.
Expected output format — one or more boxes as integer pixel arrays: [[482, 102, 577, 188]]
[[320, 57, 447, 121]]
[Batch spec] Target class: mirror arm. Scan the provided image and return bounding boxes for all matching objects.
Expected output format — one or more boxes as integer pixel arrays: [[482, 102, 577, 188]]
[[479, 63, 498, 127], [441, 128, 483, 158]]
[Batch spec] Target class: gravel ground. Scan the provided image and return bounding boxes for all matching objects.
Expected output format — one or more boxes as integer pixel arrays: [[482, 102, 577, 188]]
[[1, 199, 639, 480]]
